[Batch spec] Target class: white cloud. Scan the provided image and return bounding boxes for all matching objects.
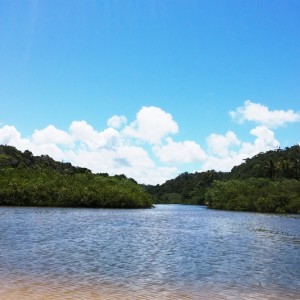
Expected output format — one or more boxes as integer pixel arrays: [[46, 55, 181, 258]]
[[0, 125, 23, 145], [206, 131, 240, 158], [0, 102, 297, 184], [70, 121, 120, 150], [0, 112, 179, 184], [200, 156, 239, 173], [123, 106, 178, 144], [0, 125, 31, 151], [201, 126, 279, 172], [63, 145, 177, 185], [69, 120, 96, 141], [107, 115, 127, 129], [230, 100, 300, 128], [154, 137, 206, 163], [113, 146, 177, 184], [249, 125, 279, 151], [32, 125, 73, 146], [29, 144, 66, 162], [0, 125, 66, 161]]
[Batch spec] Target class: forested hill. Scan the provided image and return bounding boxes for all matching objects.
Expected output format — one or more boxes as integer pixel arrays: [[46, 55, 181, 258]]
[[0, 145, 91, 174], [230, 145, 300, 180], [145, 145, 300, 213], [0, 145, 152, 208], [144, 170, 229, 205], [2, 144, 299, 212]]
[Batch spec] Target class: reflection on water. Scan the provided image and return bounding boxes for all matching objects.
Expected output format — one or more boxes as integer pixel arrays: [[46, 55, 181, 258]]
[[0, 205, 299, 299]]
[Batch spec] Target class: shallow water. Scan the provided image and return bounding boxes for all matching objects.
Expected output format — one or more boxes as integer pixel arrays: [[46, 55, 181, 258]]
[[0, 205, 299, 299]]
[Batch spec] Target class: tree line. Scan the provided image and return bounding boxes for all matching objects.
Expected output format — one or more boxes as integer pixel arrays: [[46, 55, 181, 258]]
[[1, 144, 299, 213], [205, 178, 300, 213], [145, 145, 300, 213], [0, 145, 152, 208]]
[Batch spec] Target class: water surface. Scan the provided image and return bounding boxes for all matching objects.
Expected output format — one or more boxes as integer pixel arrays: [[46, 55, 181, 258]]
[[0, 205, 299, 299]]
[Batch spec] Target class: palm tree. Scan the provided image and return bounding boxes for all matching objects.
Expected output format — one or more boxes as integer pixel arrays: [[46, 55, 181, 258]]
[[266, 160, 275, 179]]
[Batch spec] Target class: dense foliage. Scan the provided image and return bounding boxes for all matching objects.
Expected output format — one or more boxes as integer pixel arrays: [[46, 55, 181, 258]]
[[205, 178, 300, 213], [230, 145, 300, 180], [2, 144, 299, 212], [146, 145, 300, 213], [0, 145, 152, 208], [144, 170, 228, 205]]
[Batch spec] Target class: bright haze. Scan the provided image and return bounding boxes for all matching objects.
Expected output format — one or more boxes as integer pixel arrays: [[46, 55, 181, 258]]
[[0, 1, 299, 184]]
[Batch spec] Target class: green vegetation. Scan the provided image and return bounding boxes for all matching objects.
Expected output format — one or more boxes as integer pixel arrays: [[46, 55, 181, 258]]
[[230, 145, 300, 180], [0, 145, 152, 208], [205, 178, 300, 213], [144, 170, 228, 205], [145, 145, 300, 213], [1, 144, 300, 213]]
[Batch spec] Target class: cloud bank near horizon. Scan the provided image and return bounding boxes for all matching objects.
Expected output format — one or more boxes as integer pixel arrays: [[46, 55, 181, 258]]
[[1, 101, 299, 184]]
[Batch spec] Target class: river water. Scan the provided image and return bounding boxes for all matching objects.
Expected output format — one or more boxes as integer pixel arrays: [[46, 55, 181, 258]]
[[0, 205, 299, 299]]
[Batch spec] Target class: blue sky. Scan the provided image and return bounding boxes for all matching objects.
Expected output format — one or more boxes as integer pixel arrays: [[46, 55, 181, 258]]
[[0, 0, 299, 184]]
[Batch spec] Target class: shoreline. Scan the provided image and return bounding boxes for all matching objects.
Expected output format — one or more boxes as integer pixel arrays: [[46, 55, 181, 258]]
[[1, 278, 299, 300]]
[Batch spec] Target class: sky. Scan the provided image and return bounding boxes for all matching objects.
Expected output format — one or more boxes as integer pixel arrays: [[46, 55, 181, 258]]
[[0, 0, 299, 184]]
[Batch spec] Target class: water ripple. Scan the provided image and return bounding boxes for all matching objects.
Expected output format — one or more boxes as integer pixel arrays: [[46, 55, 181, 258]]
[[0, 205, 299, 299]]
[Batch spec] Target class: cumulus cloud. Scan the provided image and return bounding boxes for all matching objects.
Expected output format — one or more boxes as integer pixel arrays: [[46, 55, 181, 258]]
[[123, 106, 178, 144], [70, 121, 120, 150], [200, 156, 239, 173], [69, 120, 96, 141], [62, 145, 177, 185], [206, 131, 240, 158], [0, 102, 297, 184], [249, 125, 279, 150], [0, 125, 23, 145], [230, 100, 300, 128], [107, 115, 127, 129], [0, 125, 66, 161], [0, 125, 31, 151], [29, 144, 67, 161], [113, 146, 177, 184], [64, 145, 152, 174], [154, 137, 206, 163], [0, 107, 180, 184], [202, 126, 279, 172], [32, 125, 73, 146]]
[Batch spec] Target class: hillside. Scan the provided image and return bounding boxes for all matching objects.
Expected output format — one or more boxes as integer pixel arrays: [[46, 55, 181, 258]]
[[0, 145, 152, 208], [145, 145, 300, 213], [230, 145, 300, 180], [0, 145, 91, 174], [144, 170, 229, 205]]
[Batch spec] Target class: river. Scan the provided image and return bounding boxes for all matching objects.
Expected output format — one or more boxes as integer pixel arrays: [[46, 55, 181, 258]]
[[0, 204, 299, 299]]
